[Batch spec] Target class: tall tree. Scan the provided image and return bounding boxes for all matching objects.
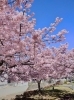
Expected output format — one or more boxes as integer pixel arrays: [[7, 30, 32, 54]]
[[0, 0, 69, 91]]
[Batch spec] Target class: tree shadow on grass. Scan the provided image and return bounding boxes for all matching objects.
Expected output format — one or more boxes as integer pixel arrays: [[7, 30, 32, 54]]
[[2, 88, 74, 100], [42, 89, 74, 100], [13, 88, 74, 100]]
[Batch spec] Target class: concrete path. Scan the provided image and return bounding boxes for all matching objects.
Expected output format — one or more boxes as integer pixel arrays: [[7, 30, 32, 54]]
[[0, 82, 28, 99], [0, 81, 49, 100]]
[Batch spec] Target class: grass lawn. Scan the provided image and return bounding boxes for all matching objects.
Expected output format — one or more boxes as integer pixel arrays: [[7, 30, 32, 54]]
[[2, 84, 74, 100]]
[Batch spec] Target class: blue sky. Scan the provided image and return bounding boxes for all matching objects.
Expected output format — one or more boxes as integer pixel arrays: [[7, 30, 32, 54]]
[[30, 0, 74, 49]]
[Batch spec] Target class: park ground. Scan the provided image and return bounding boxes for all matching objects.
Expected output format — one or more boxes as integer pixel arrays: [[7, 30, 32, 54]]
[[1, 82, 74, 100]]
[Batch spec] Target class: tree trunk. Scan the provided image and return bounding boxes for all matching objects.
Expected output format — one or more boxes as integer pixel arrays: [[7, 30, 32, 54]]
[[37, 80, 41, 93], [52, 86, 54, 91], [8, 78, 11, 83], [66, 77, 68, 83]]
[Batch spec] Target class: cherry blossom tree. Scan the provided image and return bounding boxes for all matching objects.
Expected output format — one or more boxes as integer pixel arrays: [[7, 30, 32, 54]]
[[66, 49, 74, 79], [51, 44, 74, 85], [0, 0, 69, 91], [0, 0, 35, 82], [0, 0, 35, 69], [51, 44, 69, 78]]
